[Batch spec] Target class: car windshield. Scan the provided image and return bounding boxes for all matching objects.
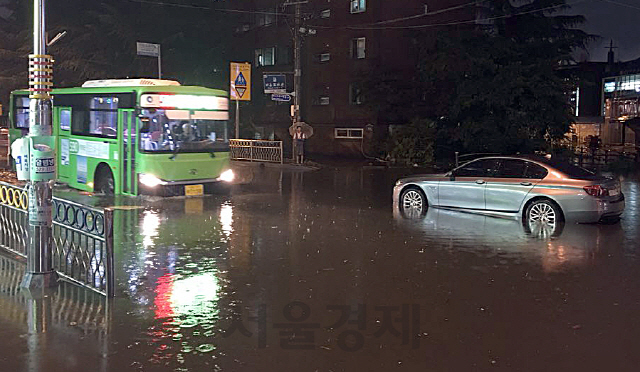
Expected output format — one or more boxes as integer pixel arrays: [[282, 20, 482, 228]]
[[138, 109, 228, 152]]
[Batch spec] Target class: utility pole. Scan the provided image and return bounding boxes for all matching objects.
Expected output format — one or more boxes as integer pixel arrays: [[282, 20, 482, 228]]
[[293, 1, 302, 124], [22, 0, 57, 289], [283, 0, 304, 123]]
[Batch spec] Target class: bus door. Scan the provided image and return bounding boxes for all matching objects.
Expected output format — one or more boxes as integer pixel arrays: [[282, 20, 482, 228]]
[[119, 109, 137, 195], [55, 107, 73, 182]]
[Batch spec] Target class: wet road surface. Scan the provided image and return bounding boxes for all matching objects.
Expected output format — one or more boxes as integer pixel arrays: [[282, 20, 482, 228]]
[[1, 165, 640, 371]]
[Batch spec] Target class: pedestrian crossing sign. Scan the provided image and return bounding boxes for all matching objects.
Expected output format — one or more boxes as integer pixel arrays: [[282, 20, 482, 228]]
[[230, 62, 251, 101]]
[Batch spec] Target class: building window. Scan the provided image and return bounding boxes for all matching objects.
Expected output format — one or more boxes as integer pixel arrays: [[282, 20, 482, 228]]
[[256, 9, 276, 26], [255, 47, 276, 67], [351, 37, 366, 59], [350, 0, 366, 13], [320, 9, 331, 18], [349, 83, 364, 105], [335, 128, 364, 139], [313, 95, 330, 105], [319, 53, 331, 62]]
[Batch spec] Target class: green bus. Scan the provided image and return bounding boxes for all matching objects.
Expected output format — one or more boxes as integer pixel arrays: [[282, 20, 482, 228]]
[[9, 79, 234, 196]]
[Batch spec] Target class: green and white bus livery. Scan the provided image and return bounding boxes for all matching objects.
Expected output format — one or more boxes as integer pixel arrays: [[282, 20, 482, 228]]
[[9, 79, 234, 196]]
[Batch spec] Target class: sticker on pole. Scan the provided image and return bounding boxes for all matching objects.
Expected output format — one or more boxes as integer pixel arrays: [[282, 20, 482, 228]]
[[28, 189, 52, 227], [29, 137, 56, 181]]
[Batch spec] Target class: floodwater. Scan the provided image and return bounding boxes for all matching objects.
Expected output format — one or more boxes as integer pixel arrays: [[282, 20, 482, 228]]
[[1, 164, 640, 372]]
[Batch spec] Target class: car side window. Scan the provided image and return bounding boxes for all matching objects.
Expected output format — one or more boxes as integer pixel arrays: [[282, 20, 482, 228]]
[[524, 162, 548, 179], [495, 159, 527, 178], [454, 159, 499, 178]]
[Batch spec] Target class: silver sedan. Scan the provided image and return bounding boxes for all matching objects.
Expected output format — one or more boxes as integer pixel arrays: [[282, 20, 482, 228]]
[[392, 156, 625, 224]]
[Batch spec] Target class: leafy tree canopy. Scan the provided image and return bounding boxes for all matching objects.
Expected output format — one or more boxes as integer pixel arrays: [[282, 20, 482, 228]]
[[0, 0, 234, 106], [368, 0, 593, 158]]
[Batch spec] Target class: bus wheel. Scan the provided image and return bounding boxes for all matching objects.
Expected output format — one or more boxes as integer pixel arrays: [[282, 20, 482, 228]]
[[95, 167, 115, 195]]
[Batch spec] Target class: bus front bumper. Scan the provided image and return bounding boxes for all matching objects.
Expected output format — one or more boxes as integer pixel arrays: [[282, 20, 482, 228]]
[[138, 170, 235, 196]]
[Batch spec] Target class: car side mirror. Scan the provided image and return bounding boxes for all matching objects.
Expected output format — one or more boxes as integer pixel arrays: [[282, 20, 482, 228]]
[[446, 171, 455, 181]]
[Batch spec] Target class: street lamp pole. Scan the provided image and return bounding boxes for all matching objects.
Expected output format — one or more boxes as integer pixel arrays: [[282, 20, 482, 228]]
[[22, 0, 57, 290]]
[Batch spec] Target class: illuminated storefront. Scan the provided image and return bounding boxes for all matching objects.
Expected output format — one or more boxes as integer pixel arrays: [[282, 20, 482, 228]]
[[602, 74, 639, 145]]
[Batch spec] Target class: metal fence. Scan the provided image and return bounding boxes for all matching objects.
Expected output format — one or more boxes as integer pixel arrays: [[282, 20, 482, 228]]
[[0, 181, 114, 297], [230, 139, 283, 163], [571, 146, 639, 168]]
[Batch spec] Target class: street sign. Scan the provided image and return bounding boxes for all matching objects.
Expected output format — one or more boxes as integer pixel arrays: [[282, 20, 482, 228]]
[[271, 93, 291, 102], [263, 74, 286, 93], [230, 62, 251, 101], [136, 42, 160, 57]]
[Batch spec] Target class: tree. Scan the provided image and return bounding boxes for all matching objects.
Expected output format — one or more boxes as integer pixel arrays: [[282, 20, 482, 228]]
[[424, 0, 593, 156], [365, 0, 593, 160]]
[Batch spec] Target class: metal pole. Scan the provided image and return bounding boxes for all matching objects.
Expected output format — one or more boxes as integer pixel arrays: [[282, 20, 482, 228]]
[[105, 208, 115, 297], [22, 0, 57, 290], [158, 45, 162, 79], [235, 98, 240, 139], [293, 2, 302, 124]]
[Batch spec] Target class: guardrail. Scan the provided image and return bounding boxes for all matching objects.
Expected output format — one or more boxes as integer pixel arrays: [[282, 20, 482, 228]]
[[230, 139, 283, 164], [0, 181, 114, 297]]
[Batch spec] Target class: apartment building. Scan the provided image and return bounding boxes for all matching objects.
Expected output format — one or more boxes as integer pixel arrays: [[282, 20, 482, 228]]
[[231, 0, 472, 156]]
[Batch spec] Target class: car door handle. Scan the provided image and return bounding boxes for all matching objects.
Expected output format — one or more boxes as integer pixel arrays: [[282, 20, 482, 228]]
[[475, 179, 485, 184], [520, 181, 532, 186]]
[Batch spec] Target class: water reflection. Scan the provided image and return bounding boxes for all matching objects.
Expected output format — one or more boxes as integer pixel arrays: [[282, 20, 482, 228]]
[[0, 255, 110, 372], [394, 206, 624, 272]]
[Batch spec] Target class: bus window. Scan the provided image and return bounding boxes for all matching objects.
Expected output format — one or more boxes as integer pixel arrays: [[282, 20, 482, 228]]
[[138, 109, 228, 153], [72, 96, 118, 138], [60, 109, 71, 130], [14, 97, 30, 128]]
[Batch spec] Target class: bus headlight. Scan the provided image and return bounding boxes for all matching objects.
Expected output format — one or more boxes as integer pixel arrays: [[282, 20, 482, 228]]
[[218, 169, 235, 183], [140, 173, 163, 187]]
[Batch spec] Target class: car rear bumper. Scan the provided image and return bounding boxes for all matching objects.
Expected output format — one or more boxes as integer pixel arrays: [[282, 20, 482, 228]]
[[564, 193, 625, 223]]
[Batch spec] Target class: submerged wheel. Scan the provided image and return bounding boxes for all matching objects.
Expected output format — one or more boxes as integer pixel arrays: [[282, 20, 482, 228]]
[[400, 187, 427, 218], [525, 199, 561, 226], [95, 167, 115, 195]]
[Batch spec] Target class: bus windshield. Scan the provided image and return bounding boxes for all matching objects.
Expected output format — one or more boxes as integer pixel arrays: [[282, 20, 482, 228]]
[[139, 109, 228, 153]]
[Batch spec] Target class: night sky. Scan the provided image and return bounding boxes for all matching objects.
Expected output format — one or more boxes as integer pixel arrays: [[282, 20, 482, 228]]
[[569, 0, 640, 62]]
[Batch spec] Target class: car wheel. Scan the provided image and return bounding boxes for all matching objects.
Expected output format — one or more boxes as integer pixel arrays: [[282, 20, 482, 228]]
[[95, 167, 115, 195], [526, 199, 561, 227], [400, 187, 427, 218]]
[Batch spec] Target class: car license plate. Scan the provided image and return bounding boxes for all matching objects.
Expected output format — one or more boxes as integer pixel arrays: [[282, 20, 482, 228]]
[[184, 184, 204, 196], [609, 188, 619, 197]]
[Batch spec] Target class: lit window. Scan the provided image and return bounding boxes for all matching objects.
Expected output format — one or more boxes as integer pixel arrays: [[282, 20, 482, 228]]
[[321, 9, 331, 18], [255, 47, 276, 67], [351, 37, 366, 59], [335, 128, 364, 139], [350, 0, 366, 13], [319, 53, 331, 62], [320, 96, 330, 105]]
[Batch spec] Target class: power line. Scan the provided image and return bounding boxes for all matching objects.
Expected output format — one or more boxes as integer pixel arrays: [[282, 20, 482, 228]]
[[128, 0, 296, 17], [356, 0, 485, 26], [310, 0, 591, 30], [598, 0, 640, 11]]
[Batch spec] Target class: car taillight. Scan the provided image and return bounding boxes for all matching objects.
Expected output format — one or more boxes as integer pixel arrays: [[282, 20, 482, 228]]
[[583, 184, 609, 197]]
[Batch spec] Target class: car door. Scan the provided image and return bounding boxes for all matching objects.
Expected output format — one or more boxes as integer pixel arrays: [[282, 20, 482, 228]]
[[438, 158, 500, 210], [485, 159, 546, 212]]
